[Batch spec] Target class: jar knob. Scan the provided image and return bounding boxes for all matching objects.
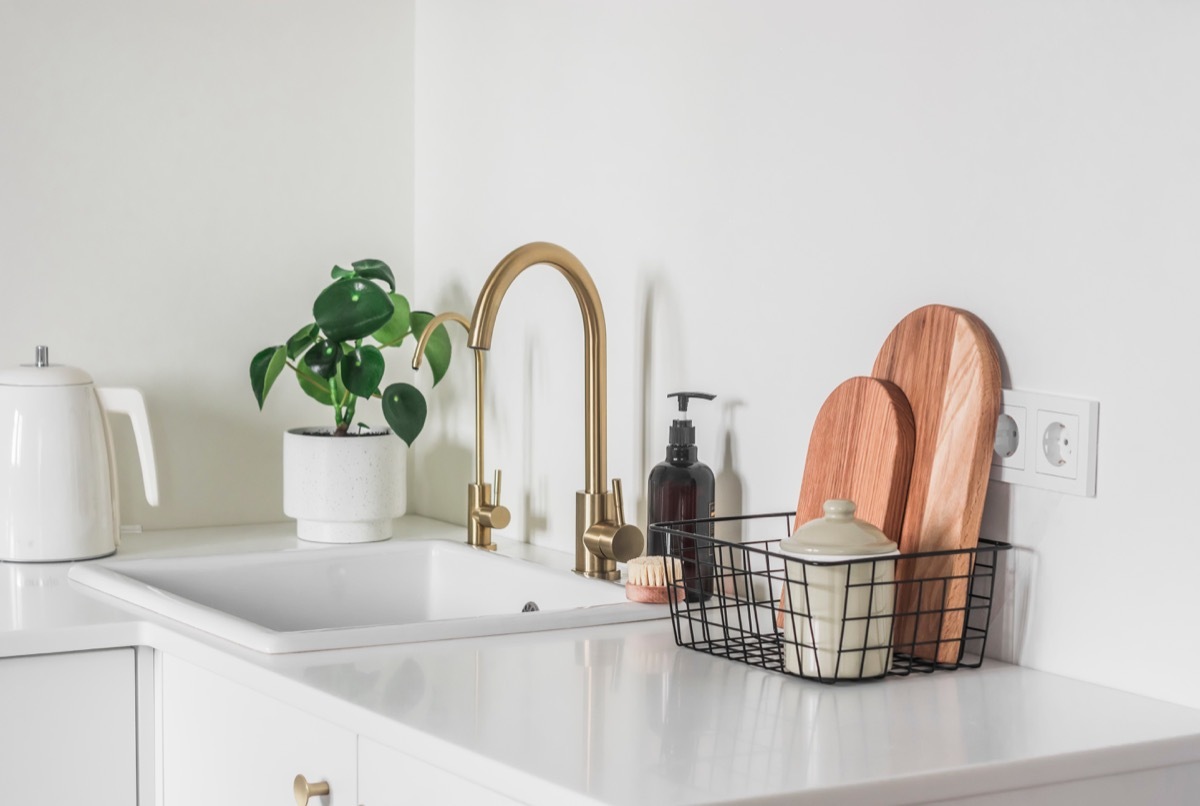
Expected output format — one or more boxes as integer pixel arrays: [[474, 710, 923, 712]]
[[822, 499, 857, 520]]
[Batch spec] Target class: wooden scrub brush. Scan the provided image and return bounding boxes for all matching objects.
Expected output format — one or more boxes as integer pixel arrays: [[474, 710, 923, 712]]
[[625, 555, 684, 603]]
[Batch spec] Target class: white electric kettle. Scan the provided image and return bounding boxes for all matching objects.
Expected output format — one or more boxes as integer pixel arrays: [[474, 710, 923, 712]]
[[0, 346, 159, 562]]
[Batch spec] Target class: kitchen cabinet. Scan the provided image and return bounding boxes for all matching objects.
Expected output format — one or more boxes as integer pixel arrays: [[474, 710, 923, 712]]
[[161, 655, 521, 806], [358, 736, 519, 805], [0, 648, 138, 806], [160, 654, 357, 805]]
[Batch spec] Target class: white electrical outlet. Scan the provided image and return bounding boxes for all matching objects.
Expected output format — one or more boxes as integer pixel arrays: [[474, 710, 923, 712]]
[[1036, 408, 1080, 479], [992, 404, 1027, 471], [989, 389, 1098, 497]]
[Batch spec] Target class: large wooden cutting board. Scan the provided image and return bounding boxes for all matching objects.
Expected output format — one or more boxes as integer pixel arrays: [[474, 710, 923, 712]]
[[872, 304, 1001, 664], [795, 376, 915, 541]]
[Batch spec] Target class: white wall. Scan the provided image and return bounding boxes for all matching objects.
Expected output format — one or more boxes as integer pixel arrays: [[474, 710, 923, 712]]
[[4, 0, 1198, 709], [0, 1, 415, 529], [411, 1, 1200, 707]]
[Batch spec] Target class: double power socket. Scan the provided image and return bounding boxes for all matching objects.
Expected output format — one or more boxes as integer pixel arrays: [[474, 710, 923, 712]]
[[989, 389, 1099, 497]]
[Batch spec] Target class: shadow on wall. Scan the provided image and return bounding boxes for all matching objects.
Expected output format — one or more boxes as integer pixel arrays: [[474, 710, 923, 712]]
[[634, 270, 659, 532], [980, 480, 1037, 666], [414, 279, 483, 526], [634, 267, 745, 547], [714, 400, 746, 544], [520, 329, 549, 543], [975, 327, 1037, 665], [633, 266, 689, 533], [110, 384, 296, 529]]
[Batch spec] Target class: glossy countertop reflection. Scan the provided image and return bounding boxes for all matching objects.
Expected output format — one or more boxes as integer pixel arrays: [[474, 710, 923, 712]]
[[3, 517, 1200, 805], [273, 618, 1200, 805]]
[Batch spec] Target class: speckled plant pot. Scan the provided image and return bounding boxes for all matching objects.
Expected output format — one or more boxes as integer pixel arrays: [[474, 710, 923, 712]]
[[282, 427, 406, 544]]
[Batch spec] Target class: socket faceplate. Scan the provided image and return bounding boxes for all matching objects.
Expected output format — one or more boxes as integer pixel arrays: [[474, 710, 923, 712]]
[[990, 389, 1099, 497]]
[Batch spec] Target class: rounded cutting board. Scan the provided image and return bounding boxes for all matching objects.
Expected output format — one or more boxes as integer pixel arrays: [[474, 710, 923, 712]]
[[872, 304, 1001, 664], [795, 376, 915, 542]]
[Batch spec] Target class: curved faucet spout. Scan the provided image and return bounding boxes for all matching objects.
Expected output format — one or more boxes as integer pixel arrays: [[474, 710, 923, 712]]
[[468, 242, 607, 495], [467, 242, 642, 579]]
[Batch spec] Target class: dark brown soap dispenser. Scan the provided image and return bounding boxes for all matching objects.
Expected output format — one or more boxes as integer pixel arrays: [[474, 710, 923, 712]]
[[647, 391, 716, 602]]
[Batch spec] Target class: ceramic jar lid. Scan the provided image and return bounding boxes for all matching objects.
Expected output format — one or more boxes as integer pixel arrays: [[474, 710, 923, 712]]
[[779, 499, 898, 557]]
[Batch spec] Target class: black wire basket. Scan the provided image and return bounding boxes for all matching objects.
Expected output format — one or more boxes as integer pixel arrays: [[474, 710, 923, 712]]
[[651, 511, 1012, 683]]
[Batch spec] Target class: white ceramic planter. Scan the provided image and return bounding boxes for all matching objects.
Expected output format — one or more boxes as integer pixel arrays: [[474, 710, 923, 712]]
[[282, 427, 406, 544]]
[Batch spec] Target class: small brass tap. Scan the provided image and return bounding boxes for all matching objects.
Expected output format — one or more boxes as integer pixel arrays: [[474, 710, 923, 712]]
[[467, 242, 644, 580], [413, 311, 510, 549]]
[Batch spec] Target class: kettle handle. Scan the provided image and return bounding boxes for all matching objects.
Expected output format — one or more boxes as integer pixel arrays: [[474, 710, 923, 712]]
[[96, 387, 160, 507]]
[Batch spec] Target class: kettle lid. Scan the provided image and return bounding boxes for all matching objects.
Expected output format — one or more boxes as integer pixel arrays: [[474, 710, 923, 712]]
[[0, 346, 94, 387]]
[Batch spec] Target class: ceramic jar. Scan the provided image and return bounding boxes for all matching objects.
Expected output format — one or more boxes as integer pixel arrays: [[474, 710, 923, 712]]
[[777, 499, 899, 679]]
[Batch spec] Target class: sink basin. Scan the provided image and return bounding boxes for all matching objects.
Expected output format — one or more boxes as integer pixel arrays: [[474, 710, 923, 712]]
[[68, 539, 661, 653]]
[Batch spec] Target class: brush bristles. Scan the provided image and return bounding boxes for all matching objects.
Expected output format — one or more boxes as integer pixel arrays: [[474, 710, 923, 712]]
[[626, 555, 681, 588]]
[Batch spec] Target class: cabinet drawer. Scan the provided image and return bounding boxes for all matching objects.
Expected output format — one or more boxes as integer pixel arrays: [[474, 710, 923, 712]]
[[0, 649, 137, 806], [359, 736, 519, 805], [161, 654, 356, 806]]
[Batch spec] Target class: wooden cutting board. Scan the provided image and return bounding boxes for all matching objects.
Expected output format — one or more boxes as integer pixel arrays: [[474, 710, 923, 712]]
[[781, 377, 915, 629], [872, 304, 1001, 664], [795, 376, 915, 540]]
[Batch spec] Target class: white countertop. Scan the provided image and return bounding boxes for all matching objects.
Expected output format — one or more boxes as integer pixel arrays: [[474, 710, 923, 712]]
[[3, 517, 1200, 805]]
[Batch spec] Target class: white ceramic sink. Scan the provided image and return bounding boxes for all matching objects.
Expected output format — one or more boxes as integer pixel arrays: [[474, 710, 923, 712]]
[[68, 539, 661, 653]]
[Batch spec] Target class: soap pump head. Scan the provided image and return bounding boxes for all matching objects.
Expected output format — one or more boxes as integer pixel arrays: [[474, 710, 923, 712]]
[[666, 391, 715, 462]]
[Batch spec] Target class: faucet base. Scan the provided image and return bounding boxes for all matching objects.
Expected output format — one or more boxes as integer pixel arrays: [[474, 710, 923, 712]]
[[466, 483, 496, 550]]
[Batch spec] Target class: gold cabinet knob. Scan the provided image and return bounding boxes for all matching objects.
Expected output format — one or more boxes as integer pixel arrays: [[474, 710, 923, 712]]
[[293, 774, 330, 805]]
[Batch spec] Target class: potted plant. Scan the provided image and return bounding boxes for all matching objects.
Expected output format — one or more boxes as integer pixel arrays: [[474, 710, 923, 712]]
[[249, 259, 451, 543]]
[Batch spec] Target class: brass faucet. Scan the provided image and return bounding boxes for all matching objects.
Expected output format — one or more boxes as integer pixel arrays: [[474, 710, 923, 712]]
[[413, 311, 511, 550], [468, 242, 643, 580]]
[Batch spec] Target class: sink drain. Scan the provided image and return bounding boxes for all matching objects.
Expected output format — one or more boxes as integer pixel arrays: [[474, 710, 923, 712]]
[[522, 601, 539, 613]]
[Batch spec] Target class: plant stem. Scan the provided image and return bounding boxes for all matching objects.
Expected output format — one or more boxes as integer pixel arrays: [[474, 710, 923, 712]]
[[328, 369, 345, 428], [285, 359, 362, 427]]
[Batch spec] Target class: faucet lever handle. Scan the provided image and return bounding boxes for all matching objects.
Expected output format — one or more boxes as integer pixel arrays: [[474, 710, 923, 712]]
[[611, 478, 626, 526], [583, 478, 643, 564], [477, 469, 511, 532]]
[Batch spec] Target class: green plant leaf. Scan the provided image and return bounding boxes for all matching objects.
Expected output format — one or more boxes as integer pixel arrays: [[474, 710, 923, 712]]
[[304, 339, 342, 379], [249, 346, 286, 409], [381, 382, 427, 446], [411, 310, 452, 386], [371, 293, 411, 346], [295, 360, 333, 406], [330, 265, 353, 280], [341, 345, 385, 398], [351, 259, 395, 292], [285, 323, 319, 360], [313, 278, 395, 342]]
